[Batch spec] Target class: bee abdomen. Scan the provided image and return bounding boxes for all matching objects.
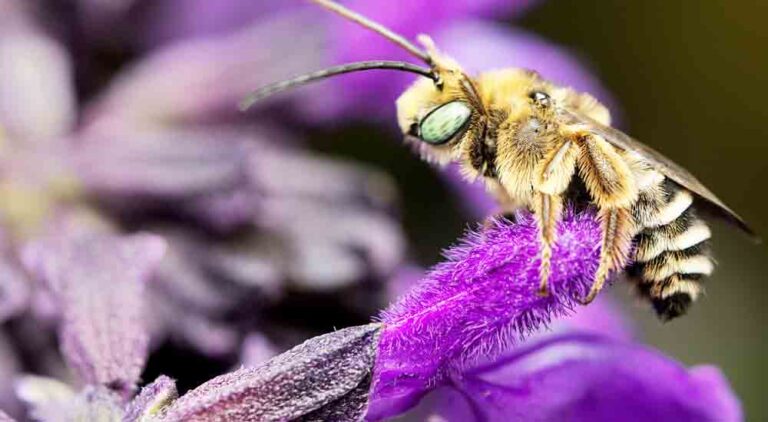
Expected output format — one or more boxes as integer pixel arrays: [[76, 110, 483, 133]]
[[629, 178, 713, 321]]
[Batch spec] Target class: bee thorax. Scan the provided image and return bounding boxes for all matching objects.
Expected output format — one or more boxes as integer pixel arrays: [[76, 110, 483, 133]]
[[515, 118, 548, 152]]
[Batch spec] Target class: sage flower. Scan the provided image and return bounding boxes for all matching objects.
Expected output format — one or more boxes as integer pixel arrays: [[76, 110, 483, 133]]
[[366, 210, 741, 421], [1, 208, 740, 421]]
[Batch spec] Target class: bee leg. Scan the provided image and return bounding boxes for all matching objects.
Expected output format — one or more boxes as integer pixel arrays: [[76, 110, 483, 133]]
[[534, 140, 579, 296], [582, 207, 633, 304], [533, 193, 563, 296], [572, 132, 638, 304]]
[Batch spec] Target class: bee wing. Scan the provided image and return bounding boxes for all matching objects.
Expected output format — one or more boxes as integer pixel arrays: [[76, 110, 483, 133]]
[[561, 109, 756, 238]]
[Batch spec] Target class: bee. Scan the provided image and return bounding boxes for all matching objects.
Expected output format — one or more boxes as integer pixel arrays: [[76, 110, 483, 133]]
[[242, 0, 756, 320]]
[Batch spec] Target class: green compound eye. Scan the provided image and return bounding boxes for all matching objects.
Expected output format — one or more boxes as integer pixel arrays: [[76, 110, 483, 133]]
[[418, 101, 472, 145]]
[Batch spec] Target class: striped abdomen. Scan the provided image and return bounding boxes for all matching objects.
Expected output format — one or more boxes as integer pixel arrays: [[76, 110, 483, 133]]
[[629, 177, 713, 320]]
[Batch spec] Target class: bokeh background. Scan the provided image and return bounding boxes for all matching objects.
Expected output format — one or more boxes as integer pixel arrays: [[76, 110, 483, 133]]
[[0, 0, 765, 420]]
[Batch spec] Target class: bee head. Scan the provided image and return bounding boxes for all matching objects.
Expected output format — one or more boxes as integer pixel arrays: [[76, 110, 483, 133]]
[[395, 68, 481, 165], [394, 35, 486, 165]]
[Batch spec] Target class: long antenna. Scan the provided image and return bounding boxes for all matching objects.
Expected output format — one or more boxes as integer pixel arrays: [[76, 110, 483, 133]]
[[310, 0, 432, 65], [240, 60, 436, 110]]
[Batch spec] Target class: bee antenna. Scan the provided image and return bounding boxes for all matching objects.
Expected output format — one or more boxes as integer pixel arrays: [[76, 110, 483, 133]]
[[240, 60, 437, 111], [310, 0, 433, 66]]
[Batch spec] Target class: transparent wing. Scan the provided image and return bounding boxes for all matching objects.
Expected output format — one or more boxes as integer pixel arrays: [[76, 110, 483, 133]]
[[560, 109, 756, 237]]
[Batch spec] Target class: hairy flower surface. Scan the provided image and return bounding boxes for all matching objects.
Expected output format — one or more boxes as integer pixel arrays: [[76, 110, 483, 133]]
[[12, 233, 166, 421], [158, 324, 382, 422], [21, 233, 166, 396], [367, 212, 741, 421], [369, 211, 601, 419]]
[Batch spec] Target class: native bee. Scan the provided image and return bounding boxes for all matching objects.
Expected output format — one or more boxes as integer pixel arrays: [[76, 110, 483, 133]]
[[242, 0, 755, 320]]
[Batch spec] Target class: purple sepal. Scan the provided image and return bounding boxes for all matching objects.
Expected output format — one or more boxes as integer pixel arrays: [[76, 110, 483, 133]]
[[368, 211, 603, 420], [426, 334, 742, 422], [21, 233, 167, 397], [123, 375, 178, 422], [159, 324, 382, 421]]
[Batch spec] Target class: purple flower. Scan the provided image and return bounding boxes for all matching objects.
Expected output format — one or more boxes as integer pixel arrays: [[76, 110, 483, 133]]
[[366, 210, 741, 421], [11, 229, 383, 422], [74, 125, 404, 356], [0, 409, 13, 422], [418, 335, 741, 422], [2, 207, 740, 422], [13, 233, 167, 421], [21, 232, 167, 396], [369, 211, 602, 419], [82, 12, 327, 129]]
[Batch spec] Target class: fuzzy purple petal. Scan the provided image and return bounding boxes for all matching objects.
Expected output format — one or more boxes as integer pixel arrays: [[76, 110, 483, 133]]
[[0, 22, 76, 144], [83, 11, 325, 129], [76, 128, 257, 202], [426, 335, 742, 422], [0, 409, 15, 422], [139, 0, 291, 47], [140, 0, 537, 49], [260, 197, 404, 288], [160, 324, 381, 421], [123, 376, 178, 422], [551, 294, 634, 342], [21, 233, 166, 396], [368, 211, 604, 420], [388, 265, 633, 345]]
